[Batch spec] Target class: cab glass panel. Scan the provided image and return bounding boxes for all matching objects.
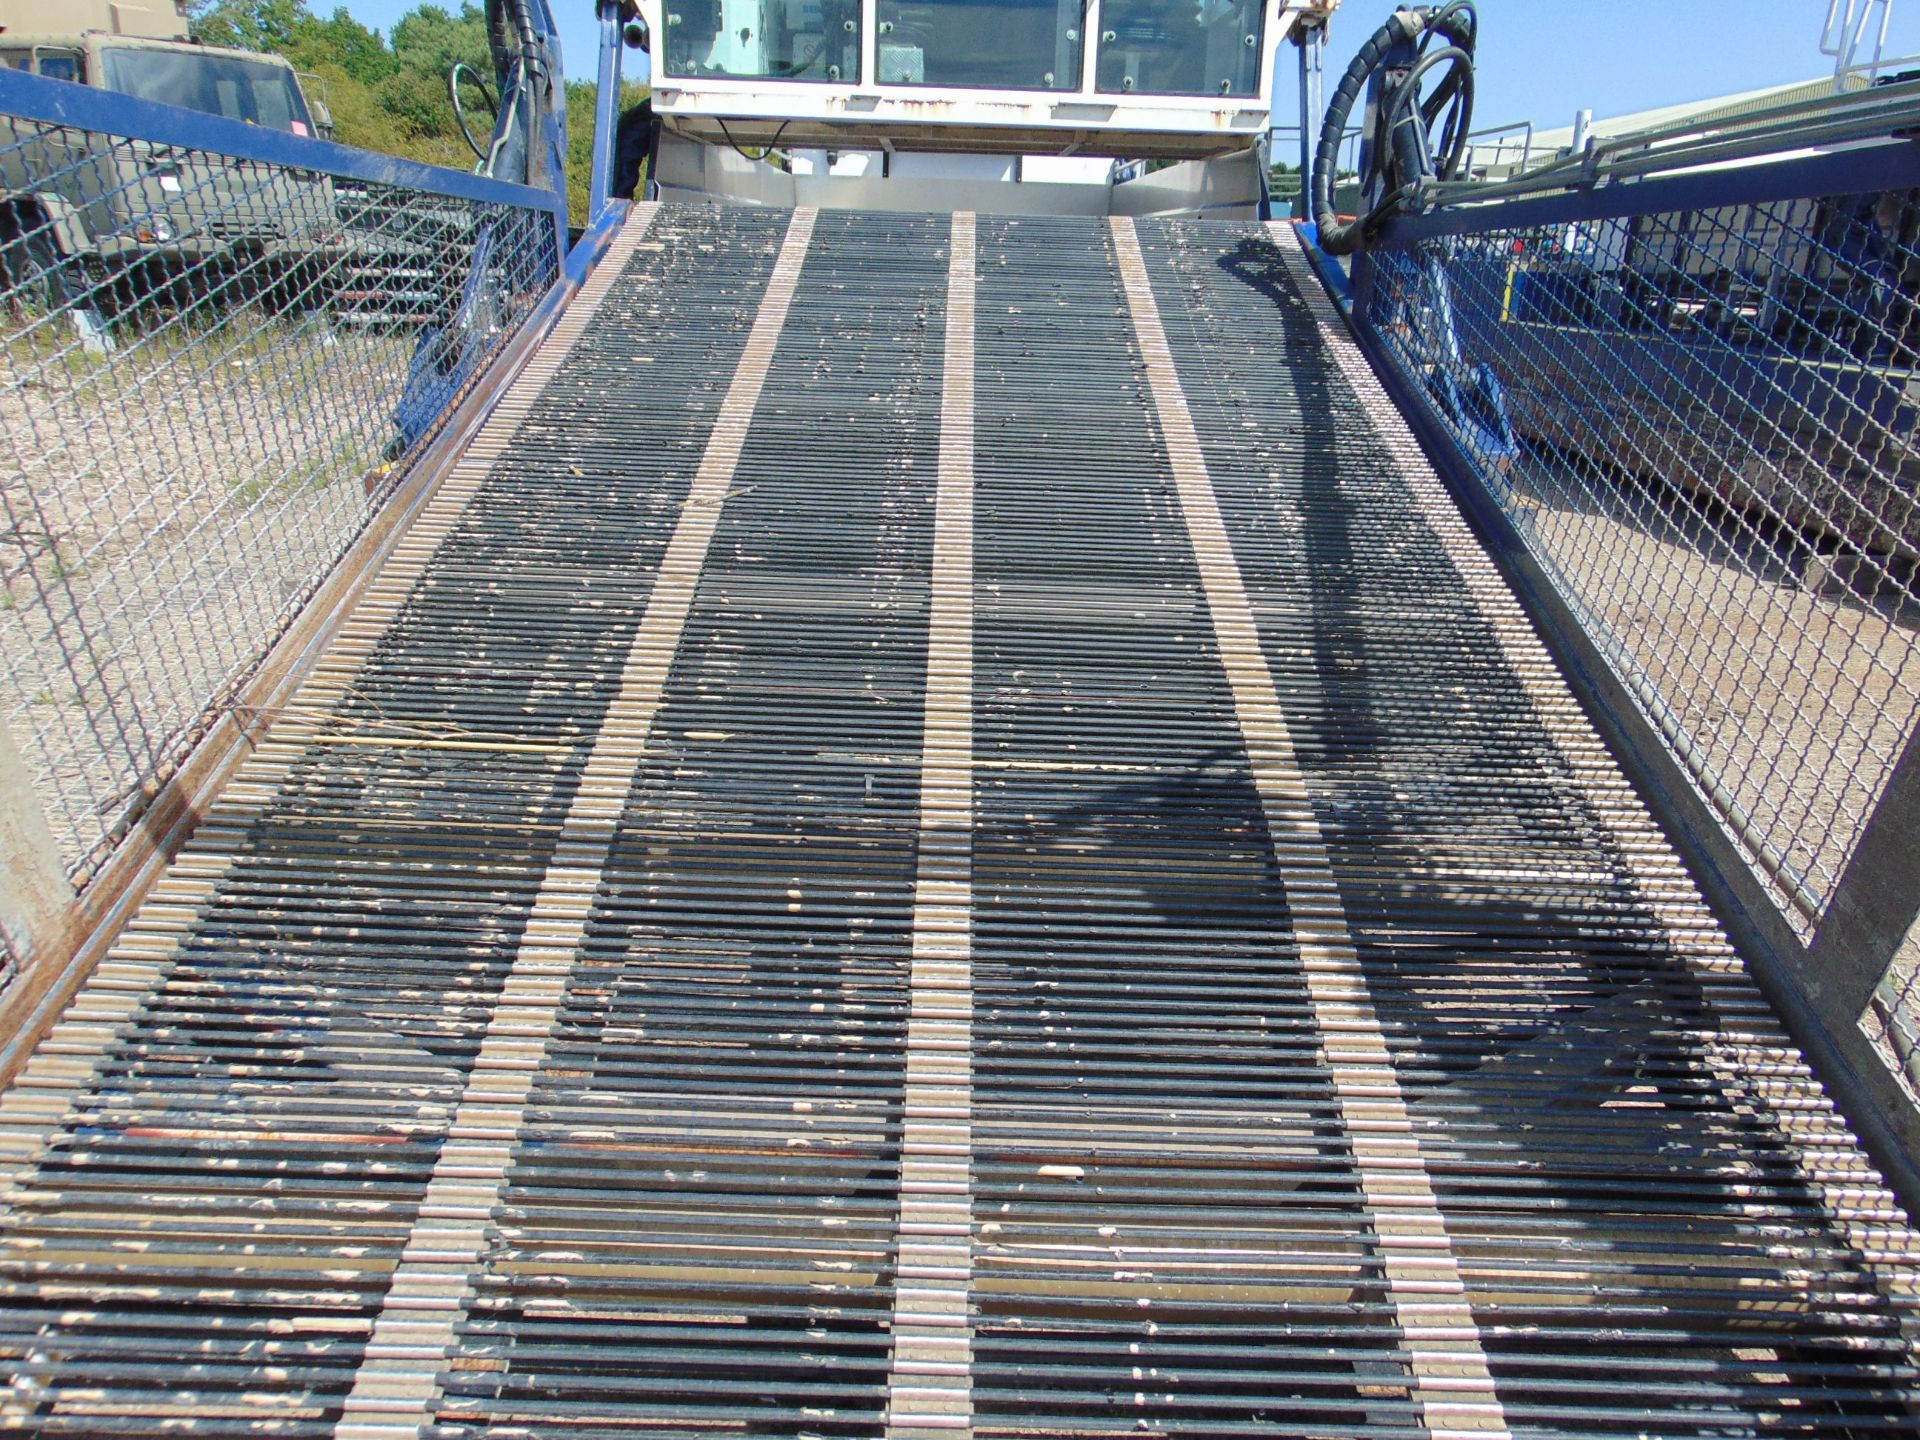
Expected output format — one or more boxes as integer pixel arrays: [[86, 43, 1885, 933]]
[[1096, 0, 1264, 96], [664, 0, 863, 81], [875, 0, 1083, 90]]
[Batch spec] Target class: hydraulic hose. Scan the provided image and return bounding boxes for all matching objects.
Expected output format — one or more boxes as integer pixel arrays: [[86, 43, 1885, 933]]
[[448, 61, 499, 164], [482, 0, 551, 184], [1386, 44, 1475, 183], [1313, 3, 1478, 256]]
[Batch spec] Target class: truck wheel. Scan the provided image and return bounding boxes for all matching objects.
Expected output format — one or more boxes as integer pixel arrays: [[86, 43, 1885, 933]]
[[4, 228, 70, 320], [4, 230, 117, 353]]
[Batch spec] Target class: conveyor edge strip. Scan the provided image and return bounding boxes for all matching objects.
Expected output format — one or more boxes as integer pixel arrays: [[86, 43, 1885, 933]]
[[1267, 220, 1920, 1294], [331, 206, 821, 1440]]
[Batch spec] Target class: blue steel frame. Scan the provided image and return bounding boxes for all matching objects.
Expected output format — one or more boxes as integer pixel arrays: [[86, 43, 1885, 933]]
[[588, 0, 627, 225], [0, 36, 633, 1063], [1378, 135, 1920, 246], [1320, 137, 1920, 1215], [0, 65, 568, 254], [0, 47, 584, 456]]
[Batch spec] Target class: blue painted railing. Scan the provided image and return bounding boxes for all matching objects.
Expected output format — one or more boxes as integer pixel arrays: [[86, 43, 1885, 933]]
[[0, 59, 576, 909], [0, 65, 566, 241]]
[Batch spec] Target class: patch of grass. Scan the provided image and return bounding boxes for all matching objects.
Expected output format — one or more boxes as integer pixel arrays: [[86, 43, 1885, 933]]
[[232, 432, 380, 504], [0, 323, 112, 383]]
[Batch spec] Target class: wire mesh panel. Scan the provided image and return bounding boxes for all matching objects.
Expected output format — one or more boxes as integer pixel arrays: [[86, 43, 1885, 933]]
[[1357, 177, 1920, 1092], [0, 105, 560, 887]]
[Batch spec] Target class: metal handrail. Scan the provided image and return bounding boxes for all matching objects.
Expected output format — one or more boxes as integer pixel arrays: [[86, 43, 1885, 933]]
[[1823, 0, 1895, 83], [0, 60, 574, 898], [1839, 48, 1920, 82], [1416, 74, 1920, 213], [0, 66, 563, 216]]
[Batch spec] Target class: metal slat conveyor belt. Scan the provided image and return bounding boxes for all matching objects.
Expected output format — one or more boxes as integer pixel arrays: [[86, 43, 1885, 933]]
[[0, 205, 1916, 1439]]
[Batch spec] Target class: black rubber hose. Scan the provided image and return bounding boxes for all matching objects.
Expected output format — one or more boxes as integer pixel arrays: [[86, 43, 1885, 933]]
[[1314, 3, 1479, 254], [1312, 8, 1430, 256], [1433, 58, 1475, 179], [1418, 1, 1478, 161], [448, 61, 499, 164], [1385, 45, 1475, 182]]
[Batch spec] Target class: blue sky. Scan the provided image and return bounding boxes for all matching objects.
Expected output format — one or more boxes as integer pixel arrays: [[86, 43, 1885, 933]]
[[336, 0, 1920, 124], [1420, 2, 1920, 130]]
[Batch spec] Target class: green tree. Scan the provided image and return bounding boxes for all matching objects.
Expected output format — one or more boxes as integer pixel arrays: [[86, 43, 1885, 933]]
[[389, 4, 492, 79], [285, 8, 398, 87], [194, 0, 652, 202], [298, 60, 413, 156], [186, 0, 308, 52], [362, 3, 492, 163], [369, 64, 463, 150]]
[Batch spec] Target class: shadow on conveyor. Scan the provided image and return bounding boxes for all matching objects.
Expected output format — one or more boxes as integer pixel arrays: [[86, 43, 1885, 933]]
[[965, 213, 1421, 1436], [1171, 232, 1920, 1434], [975, 747, 1417, 1434]]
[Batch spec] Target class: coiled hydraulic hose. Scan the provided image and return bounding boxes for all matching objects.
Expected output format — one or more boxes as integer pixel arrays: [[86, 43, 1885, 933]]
[[1313, 2, 1478, 256], [449, 61, 500, 164]]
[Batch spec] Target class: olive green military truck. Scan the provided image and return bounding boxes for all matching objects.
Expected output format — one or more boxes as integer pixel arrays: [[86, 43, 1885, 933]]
[[0, 0, 338, 315]]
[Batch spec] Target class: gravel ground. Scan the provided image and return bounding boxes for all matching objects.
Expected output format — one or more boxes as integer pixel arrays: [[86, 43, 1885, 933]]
[[0, 300, 411, 878], [1508, 468, 1920, 919]]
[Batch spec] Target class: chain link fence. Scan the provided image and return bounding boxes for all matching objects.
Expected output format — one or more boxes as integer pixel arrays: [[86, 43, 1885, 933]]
[[1360, 175, 1920, 1094], [0, 100, 561, 887]]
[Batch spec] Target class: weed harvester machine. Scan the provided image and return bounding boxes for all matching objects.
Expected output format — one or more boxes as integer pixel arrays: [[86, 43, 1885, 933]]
[[1, 2, 1919, 1436]]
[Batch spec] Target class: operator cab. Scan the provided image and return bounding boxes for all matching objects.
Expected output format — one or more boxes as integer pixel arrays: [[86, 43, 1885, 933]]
[[640, 0, 1338, 216]]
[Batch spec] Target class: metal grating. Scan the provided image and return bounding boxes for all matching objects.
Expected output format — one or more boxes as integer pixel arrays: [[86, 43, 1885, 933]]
[[438, 208, 954, 1437], [0, 202, 784, 1434], [967, 216, 1421, 1433], [0, 205, 1916, 1439]]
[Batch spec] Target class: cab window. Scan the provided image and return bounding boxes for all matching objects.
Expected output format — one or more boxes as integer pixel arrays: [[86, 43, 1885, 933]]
[[33, 48, 84, 83], [664, 0, 863, 83], [98, 47, 313, 132], [1096, 0, 1264, 96], [875, 0, 1084, 90]]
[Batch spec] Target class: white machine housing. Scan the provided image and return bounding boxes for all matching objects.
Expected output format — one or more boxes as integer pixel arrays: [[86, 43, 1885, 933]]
[[643, 0, 1338, 160]]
